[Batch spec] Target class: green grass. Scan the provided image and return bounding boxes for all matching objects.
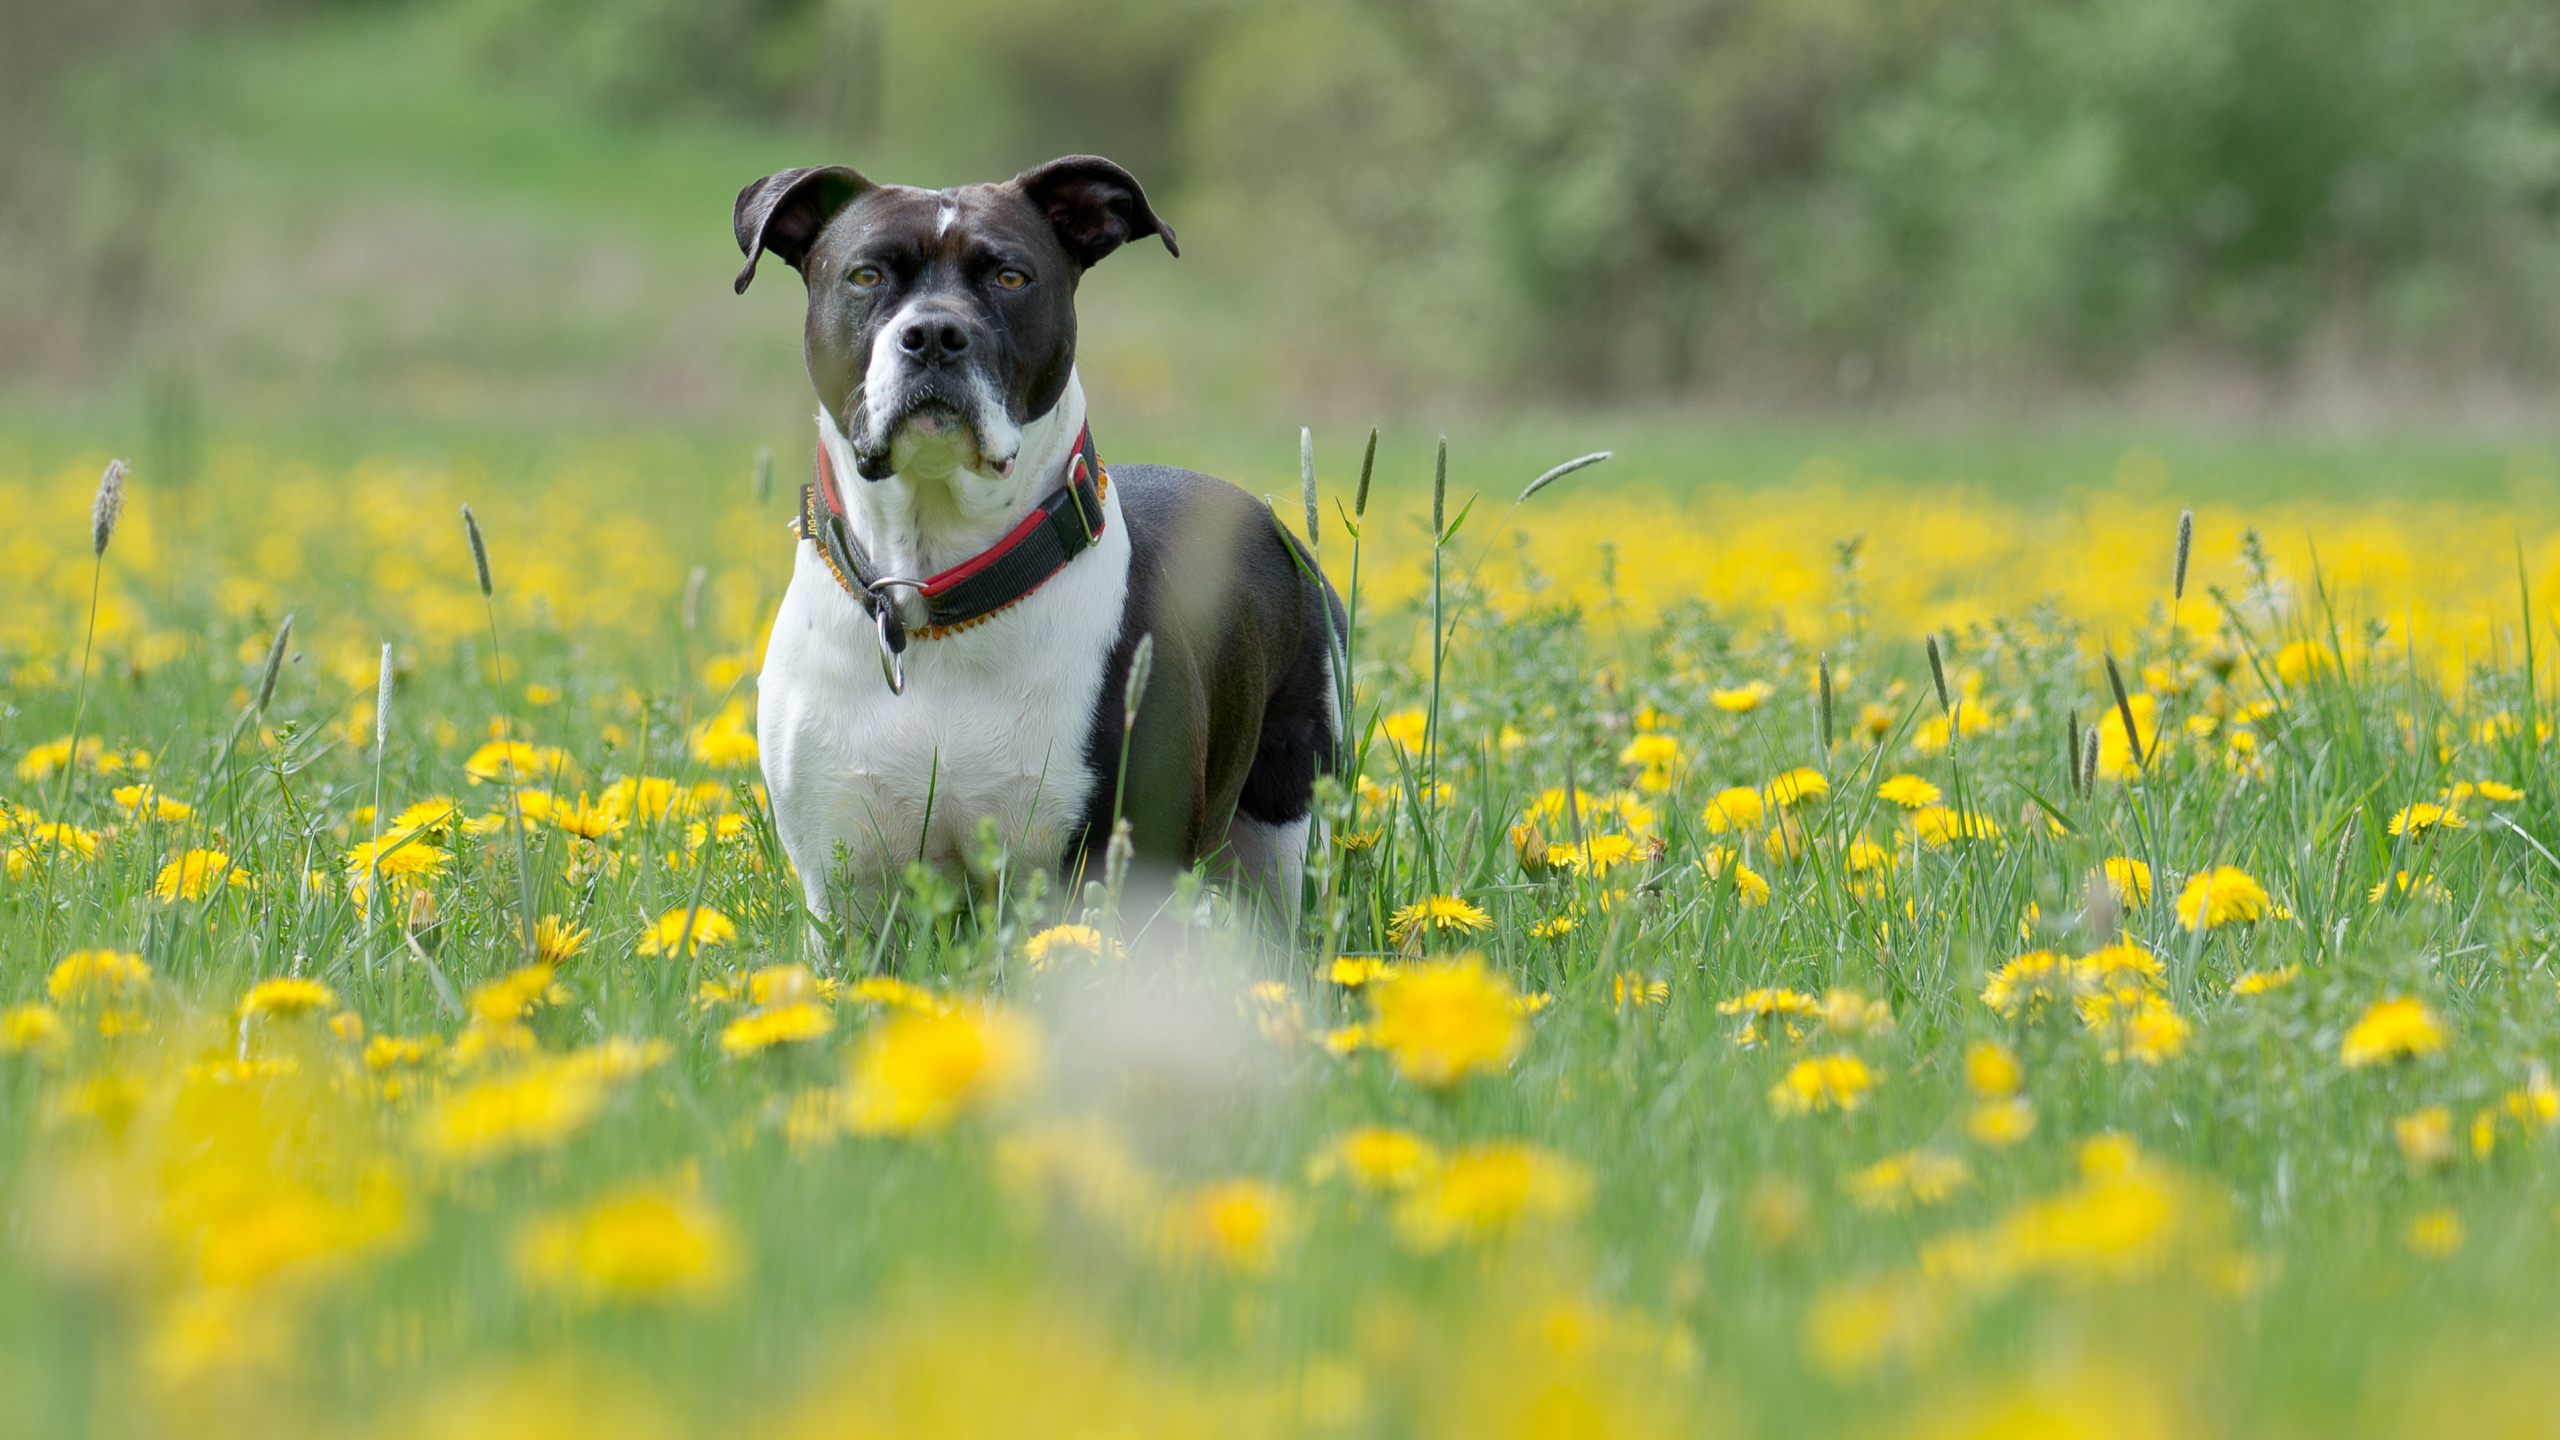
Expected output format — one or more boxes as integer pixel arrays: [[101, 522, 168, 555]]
[[6, 13, 2560, 1432], [2, 414, 2558, 1437]]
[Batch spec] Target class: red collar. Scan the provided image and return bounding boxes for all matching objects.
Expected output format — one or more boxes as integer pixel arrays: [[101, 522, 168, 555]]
[[800, 424, 1109, 641]]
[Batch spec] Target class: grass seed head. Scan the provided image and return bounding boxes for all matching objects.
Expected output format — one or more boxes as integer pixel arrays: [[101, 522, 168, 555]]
[[462, 503, 493, 597], [2174, 508, 2194, 601], [2066, 709, 2083, 795], [1925, 635, 1950, 713], [683, 565, 706, 634], [1432, 433, 1448, 536], [1818, 653, 1835, 751], [1355, 426, 1377, 519], [1518, 450, 1612, 505], [255, 613, 295, 713], [1124, 632, 1155, 724], [375, 643, 394, 748], [2081, 725, 2101, 794], [90, 459, 127, 558], [1300, 426, 1318, 552], [2104, 652, 2143, 769]]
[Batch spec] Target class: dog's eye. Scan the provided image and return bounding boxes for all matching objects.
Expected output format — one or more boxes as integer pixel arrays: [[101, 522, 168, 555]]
[[848, 264, 885, 288], [994, 268, 1030, 291]]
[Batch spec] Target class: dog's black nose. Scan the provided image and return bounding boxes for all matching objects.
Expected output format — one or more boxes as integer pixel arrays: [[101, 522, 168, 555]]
[[899, 319, 970, 362]]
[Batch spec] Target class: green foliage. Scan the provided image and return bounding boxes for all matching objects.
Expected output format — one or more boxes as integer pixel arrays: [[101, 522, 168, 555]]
[[448, 0, 837, 123], [443, 0, 2560, 392]]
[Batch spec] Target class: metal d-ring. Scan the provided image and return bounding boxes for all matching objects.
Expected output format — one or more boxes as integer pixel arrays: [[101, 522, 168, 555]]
[[865, 576, 927, 696]]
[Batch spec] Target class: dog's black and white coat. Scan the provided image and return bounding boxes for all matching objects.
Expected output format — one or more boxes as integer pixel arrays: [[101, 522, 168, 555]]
[[734, 156, 1341, 919]]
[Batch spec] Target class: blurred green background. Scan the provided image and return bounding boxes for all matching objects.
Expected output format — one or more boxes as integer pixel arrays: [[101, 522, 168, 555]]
[[4, 0, 2559, 465]]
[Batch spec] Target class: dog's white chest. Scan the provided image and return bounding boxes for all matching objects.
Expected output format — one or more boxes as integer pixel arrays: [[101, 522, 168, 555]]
[[757, 489, 1128, 905]]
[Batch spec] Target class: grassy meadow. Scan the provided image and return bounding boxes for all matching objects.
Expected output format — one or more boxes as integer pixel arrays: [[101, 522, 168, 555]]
[[4, 419, 2560, 1438]]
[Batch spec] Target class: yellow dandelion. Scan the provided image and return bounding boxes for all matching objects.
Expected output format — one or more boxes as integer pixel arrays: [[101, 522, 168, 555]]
[[1307, 1127, 1439, 1191], [842, 975, 939, 1011], [4, 820, 101, 879], [470, 963, 563, 1025], [2080, 991, 2191, 1065], [1379, 708, 1430, 751], [2229, 964, 2302, 997], [1876, 773, 1940, 809], [1327, 956, 1392, 988], [2340, 996, 2447, 1068], [1819, 988, 1892, 1036], [385, 798, 461, 835], [1844, 838, 1896, 875], [600, 775, 690, 824], [637, 906, 736, 956], [720, 1002, 834, 1056], [2, 1003, 68, 1057], [109, 784, 191, 822], [1387, 894, 1492, 945], [689, 716, 760, 769], [1613, 972, 1670, 1008], [1366, 956, 1529, 1087], [1619, 732, 1679, 771], [1699, 846, 1772, 905], [462, 738, 573, 786], [238, 977, 339, 1019], [1391, 1142, 1593, 1251], [47, 950, 152, 1005], [1710, 681, 1774, 713], [521, 791, 624, 840], [1849, 1150, 1971, 1212], [2368, 870, 2449, 904], [1969, 1097, 2038, 1146], [2274, 640, 2335, 686], [679, 814, 753, 853], [15, 736, 104, 783], [2101, 856, 2153, 905], [2387, 802, 2464, 837], [1769, 1053, 1875, 1116], [2176, 865, 2271, 931], [1719, 987, 1821, 1025], [534, 914, 593, 964], [516, 1187, 738, 1303], [1549, 831, 1642, 874], [2475, 780, 2524, 802], [2404, 1208, 2463, 1258], [1702, 786, 1766, 834], [1965, 1040, 2022, 1097], [1161, 1178, 1296, 1274], [1766, 767, 1829, 808], [155, 849, 241, 902], [426, 1067, 606, 1161], [1021, 923, 1113, 970], [2394, 1107, 2455, 1169], [365, 1035, 437, 1071], [342, 835, 450, 909], [1911, 805, 2002, 847], [2078, 942, 2163, 995], [843, 1003, 1039, 1136], [1981, 951, 2082, 1017]]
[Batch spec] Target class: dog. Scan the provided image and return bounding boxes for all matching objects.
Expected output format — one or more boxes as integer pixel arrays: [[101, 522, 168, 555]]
[[734, 155, 1342, 927]]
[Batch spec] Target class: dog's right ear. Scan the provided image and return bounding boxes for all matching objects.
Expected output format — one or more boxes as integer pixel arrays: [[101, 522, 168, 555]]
[[733, 166, 872, 295]]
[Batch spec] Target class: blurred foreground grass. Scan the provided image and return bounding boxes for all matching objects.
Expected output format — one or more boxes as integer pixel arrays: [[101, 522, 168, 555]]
[[4, 421, 2560, 1438]]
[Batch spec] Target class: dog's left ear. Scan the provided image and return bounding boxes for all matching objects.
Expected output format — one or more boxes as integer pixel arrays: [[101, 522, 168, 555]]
[[734, 165, 872, 294], [1015, 155, 1180, 270]]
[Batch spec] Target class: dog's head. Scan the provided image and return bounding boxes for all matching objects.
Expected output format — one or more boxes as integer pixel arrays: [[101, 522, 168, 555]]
[[733, 156, 1176, 483]]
